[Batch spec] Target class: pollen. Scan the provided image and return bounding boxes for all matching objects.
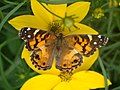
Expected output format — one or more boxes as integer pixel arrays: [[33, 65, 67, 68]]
[[58, 71, 73, 82], [50, 21, 62, 33]]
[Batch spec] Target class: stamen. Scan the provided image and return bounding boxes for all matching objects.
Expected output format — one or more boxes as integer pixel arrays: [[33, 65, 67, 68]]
[[58, 71, 73, 82], [73, 24, 80, 30], [49, 21, 62, 33]]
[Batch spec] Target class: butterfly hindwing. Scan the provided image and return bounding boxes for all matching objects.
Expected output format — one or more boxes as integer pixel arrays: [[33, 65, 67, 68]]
[[30, 45, 55, 70], [55, 35, 83, 72]]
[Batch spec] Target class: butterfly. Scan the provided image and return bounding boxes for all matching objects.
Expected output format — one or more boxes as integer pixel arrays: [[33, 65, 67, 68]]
[[19, 27, 108, 72]]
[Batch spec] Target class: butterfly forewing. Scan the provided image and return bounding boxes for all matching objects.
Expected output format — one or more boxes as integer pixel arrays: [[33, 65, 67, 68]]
[[19, 27, 56, 70], [19, 27, 48, 51], [65, 34, 109, 57]]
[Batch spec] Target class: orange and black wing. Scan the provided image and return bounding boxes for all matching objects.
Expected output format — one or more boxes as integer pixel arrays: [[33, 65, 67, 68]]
[[65, 34, 109, 57], [55, 35, 83, 72], [55, 34, 108, 72], [56, 47, 83, 72], [19, 27, 56, 70]]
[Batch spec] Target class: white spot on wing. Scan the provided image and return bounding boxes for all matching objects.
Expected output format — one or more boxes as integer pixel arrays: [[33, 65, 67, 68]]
[[106, 37, 109, 42], [27, 28, 31, 31], [88, 35, 92, 41], [98, 35, 101, 38], [100, 39, 103, 41], [27, 35, 31, 38], [103, 37, 109, 45], [93, 42, 97, 45], [24, 31, 27, 33], [34, 29, 39, 35]]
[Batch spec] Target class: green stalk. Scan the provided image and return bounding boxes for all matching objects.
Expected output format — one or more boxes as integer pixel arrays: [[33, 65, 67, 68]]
[[40, 2, 63, 19], [0, 51, 13, 90], [3, 0, 18, 5], [107, 11, 113, 35], [98, 57, 108, 90], [0, 0, 27, 31], [39, 0, 79, 4], [0, 4, 13, 11]]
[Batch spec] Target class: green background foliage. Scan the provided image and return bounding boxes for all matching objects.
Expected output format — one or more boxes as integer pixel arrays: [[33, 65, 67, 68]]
[[0, 0, 120, 90]]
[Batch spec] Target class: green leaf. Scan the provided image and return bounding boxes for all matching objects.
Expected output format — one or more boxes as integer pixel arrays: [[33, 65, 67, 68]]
[[38, 0, 81, 4], [0, 0, 26, 31]]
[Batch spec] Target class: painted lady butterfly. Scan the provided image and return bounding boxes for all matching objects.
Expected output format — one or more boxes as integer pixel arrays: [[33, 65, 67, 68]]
[[19, 27, 108, 72]]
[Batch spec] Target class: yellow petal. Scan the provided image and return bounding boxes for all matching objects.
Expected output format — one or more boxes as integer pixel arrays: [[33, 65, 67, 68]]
[[54, 82, 72, 90], [54, 82, 89, 90], [22, 47, 60, 75], [69, 80, 89, 90], [21, 74, 61, 90], [48, 4, 67, 20], [72, 71, 112, 89], [9, 15, 49, 30], [73, 49, 99, 72], [64, 23, 98, 36], [66, 2, 90, 22], [31, 0, 52, 24]]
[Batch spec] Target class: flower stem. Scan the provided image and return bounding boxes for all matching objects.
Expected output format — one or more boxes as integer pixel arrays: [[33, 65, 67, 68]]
[[98, 57, 108, 90], [39, 2, 63, 19], [0, 0, 27, 31], [39, 0, 78, 4], [101, 3, 109, 8], [0, 50, 13, 90], [3, 0, 18, 5]]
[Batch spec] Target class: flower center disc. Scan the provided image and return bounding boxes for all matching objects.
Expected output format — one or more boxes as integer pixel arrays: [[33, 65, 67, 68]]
[[50, 21, 62, 34], [64, 17, 74, 28]]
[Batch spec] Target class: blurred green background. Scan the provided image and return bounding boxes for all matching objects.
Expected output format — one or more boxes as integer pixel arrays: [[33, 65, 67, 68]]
[[0, 0, 120, 90]]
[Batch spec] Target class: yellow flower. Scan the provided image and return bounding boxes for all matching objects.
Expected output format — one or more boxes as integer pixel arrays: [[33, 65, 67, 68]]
[[21, 71, 111, 90], [9, 1, 111, 89], [92, 8, 104, 19], [109, 0, 119, 8], [9, 0, 99, 74]]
